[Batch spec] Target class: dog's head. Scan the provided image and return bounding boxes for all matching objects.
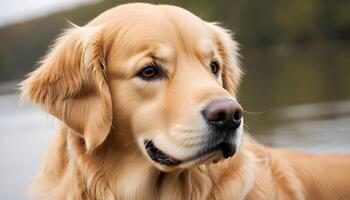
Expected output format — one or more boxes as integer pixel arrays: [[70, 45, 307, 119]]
[[21, 3, 243, 171]]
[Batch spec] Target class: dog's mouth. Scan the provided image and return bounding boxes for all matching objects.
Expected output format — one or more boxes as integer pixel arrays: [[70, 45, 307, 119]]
[[144, 140, 182, 165], [144, 139, 236, 166]]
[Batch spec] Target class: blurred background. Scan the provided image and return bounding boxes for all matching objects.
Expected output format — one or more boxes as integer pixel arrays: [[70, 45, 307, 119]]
[[1, 0, 350, 199]]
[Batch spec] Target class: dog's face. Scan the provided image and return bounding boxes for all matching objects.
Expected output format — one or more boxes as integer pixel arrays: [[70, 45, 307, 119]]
[[21, 3, 243, 171]]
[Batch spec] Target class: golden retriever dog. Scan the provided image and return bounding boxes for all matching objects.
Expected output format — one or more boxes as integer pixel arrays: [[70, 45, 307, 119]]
[[21, 3, 350, 200]]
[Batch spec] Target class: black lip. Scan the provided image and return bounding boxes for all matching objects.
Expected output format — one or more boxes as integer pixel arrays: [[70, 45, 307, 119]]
[[208, 128, 238, 159], [220, 141, 236, 159], [144, 140, 182, 166], [193, 139, 236, 160], [144, 138, 237, 166]]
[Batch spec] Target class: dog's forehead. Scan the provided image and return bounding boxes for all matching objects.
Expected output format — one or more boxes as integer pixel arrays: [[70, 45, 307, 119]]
[[93, 4, 214, 56], [92, 3, 209, 32]]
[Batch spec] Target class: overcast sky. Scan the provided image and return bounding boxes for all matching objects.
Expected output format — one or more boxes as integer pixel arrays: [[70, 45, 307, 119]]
[[0, 0, 100, 27]]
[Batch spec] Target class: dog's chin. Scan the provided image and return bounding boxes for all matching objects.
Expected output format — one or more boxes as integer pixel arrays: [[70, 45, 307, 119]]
[[140, 139, 239, 171]]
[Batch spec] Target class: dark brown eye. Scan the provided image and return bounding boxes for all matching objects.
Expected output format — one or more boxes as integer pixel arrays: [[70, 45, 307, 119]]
[[138, 63, 168, 81], [210, 61, 220, 75], [140, 66, 157, 79]]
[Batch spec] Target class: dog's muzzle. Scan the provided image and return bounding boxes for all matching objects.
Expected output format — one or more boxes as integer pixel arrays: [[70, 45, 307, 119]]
[[143, 99, 243, 167]]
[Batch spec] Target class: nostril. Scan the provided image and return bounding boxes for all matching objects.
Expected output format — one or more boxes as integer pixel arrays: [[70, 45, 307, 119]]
[[205, 110, 226, 124], [232, 109, 243, 129], [217, 112, 226, 123], [233, 110, 242, 121]]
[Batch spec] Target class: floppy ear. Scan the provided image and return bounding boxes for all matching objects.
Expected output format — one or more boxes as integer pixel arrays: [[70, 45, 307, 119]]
[[207, 23, 243, 96], [20, 25, 112, 151]]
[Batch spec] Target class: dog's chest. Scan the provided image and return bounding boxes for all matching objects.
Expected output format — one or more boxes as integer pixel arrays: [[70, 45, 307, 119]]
[[113, 167, 214, 200]]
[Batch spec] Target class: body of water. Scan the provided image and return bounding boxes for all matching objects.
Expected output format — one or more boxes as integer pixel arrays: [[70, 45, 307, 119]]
[[0, 94, 56, 200]]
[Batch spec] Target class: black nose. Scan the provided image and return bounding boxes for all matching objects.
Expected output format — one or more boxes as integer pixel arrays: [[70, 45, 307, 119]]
[[202, 99, 243, 129]]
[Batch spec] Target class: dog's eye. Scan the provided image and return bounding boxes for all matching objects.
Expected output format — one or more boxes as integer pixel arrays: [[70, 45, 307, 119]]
[[210, 61, 220, 75], [138, 63, 167, 81], [140, 66, 158, 79]]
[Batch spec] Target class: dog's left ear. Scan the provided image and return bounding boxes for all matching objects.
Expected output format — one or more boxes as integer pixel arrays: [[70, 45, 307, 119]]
[[207, 23, 243, 96], [20, 25, 112, 151]]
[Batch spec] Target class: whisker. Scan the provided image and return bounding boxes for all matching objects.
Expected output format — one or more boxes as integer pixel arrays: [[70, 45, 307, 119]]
[[244, 110, 266, 115], [243, 124, 249, 128]]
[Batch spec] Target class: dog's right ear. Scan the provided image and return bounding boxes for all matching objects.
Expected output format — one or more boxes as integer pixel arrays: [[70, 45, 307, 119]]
[[20, 25, 112, 151]]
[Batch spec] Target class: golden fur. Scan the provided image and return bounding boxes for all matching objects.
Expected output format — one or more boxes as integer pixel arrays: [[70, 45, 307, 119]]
[[21, 3, 350, 200]]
